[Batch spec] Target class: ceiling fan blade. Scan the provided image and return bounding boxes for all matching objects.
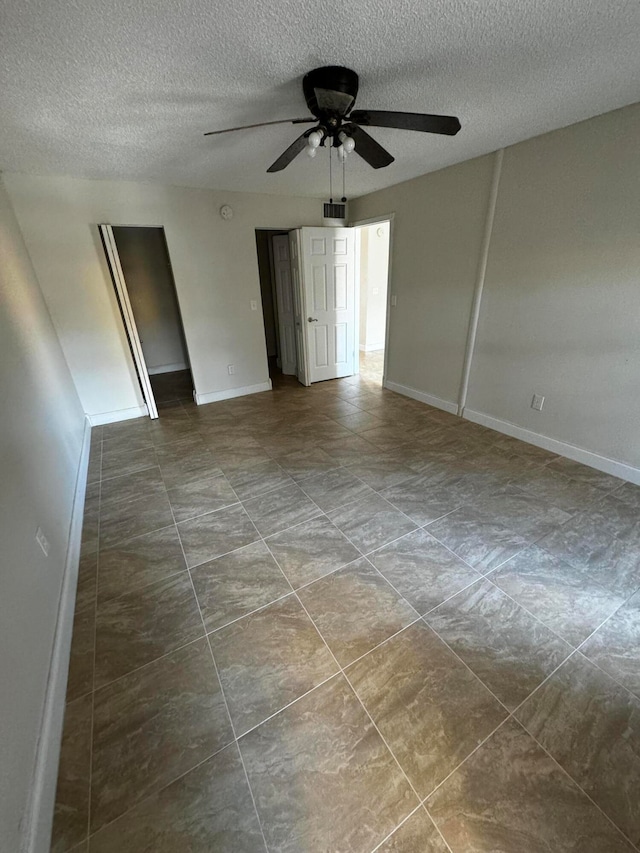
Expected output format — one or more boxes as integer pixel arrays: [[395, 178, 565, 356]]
[[348, 125, 394, 169], [267, 131, 311, 172], [350, 110, 461, 136], [204, 117, 314, 136]]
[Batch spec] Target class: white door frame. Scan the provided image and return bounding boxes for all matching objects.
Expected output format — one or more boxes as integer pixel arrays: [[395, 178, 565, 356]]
[[289, 229, 309, 386], [349, 213, 395, 386], [99, 224, 159, 419]]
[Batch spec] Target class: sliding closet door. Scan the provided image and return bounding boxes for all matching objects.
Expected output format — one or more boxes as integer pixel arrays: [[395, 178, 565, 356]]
[[99, 223, 159, 419]]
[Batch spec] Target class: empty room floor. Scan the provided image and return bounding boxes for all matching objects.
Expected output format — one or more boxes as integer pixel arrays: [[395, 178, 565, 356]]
[[53, 372, 640, 852]]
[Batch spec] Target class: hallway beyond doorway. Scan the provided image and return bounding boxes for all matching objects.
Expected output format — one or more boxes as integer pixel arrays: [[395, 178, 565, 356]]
[[359, 349, 384, 385], [356, 219, 390, 389]]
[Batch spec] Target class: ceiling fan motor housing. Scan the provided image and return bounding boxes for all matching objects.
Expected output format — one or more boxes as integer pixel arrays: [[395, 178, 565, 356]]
[[303, 66, 359, 122]]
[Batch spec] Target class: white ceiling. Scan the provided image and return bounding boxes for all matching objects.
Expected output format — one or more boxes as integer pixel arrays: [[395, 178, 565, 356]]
[[1, 0, 640, 198]]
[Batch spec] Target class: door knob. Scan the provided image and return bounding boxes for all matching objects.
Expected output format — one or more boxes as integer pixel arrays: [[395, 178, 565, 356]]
[[307, 317, 318, 323]]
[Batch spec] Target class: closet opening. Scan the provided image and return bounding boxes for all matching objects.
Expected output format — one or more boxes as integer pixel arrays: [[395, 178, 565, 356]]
[[100, 224, 194, 418]]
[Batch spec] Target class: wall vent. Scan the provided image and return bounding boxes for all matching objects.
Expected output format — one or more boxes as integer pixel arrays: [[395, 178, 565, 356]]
[[323, 202, 346, 220]]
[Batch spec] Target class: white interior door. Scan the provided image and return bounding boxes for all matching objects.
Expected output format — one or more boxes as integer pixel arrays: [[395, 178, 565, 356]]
[[299, 226, 356, 383], [272, 234, 297, 375], [99, 224, 159, 419]]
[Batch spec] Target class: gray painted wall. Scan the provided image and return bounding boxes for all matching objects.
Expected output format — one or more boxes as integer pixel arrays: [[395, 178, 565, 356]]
[[0, 177, 85, 851], [351, 154, 495, 403], [467, 106, 640, 466], [351, 102, 640, 471]]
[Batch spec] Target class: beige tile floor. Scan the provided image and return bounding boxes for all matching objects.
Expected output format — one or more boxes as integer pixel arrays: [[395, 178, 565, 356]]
[[52, 355, 640, 852]]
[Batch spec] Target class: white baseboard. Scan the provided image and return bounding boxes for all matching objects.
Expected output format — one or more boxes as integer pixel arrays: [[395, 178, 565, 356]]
[[359, 343, 385, 353], [195, 380, 272, 406], [463, 409, 640, 486], [88, 404, 148, 426], [22, 417, 92, 853], [384, 380, 459, 415], [147, 362, 188, 376]]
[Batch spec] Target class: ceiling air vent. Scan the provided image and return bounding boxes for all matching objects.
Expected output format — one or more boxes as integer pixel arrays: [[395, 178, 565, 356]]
[[323, 201, 347, 224], [324, 202, 346, 219]]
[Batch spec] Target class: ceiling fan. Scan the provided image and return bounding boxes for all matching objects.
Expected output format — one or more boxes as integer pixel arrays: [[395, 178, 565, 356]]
[[204, 66, 461, 172]]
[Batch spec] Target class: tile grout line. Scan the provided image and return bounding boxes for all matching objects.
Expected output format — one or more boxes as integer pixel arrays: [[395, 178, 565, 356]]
[[413, 611, 514, 714], [259, 535, 422, 671], [158, 457, 260, 842], [167, 471, 272, 853], [475, 572, 582, 650], [481, 521, 636, 602], [418, 714, 515, 809], [409, 637, 640, 847], [101, 485, 312, 570], [418, 573, 489, 618], [347, 538, 579, 730], [234, 671, 345, 741], [243, 523, 448, 847], [85, 634, 214, 697], [365, 802, 428, 853], [515, 718, 640, 852], [291, 589, 428, 831], [477, 535, 640, 685], [574, 635, 640, 706], [81, 742, 232, 845], [422, 516, 537, 577], [481, 560, 640, 673], [199, 615, 271, 853], [371, 807, 455, 853]]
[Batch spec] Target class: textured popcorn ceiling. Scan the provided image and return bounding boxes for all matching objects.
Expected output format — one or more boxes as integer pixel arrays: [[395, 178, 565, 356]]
[[1, 0, 640, 198]]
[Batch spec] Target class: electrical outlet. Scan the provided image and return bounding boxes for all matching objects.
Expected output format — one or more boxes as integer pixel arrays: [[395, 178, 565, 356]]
[[531, 393, 545, 412], [250, 300, 258, 311], [227, 364, 235, 375], [36, 527, 50, 557], [391, 294, 397, 306]]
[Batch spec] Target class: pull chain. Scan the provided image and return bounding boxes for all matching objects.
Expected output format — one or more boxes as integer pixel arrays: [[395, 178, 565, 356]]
[[342, 154, 346, 203], [329, 144, 333, 203]]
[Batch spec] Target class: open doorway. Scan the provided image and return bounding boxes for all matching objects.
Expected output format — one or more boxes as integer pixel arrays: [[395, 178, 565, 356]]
[[356, 220, 391, 385], [101, 225, 194, 417], [255, 229, 297, 383], [256, 225, 362, 389]]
